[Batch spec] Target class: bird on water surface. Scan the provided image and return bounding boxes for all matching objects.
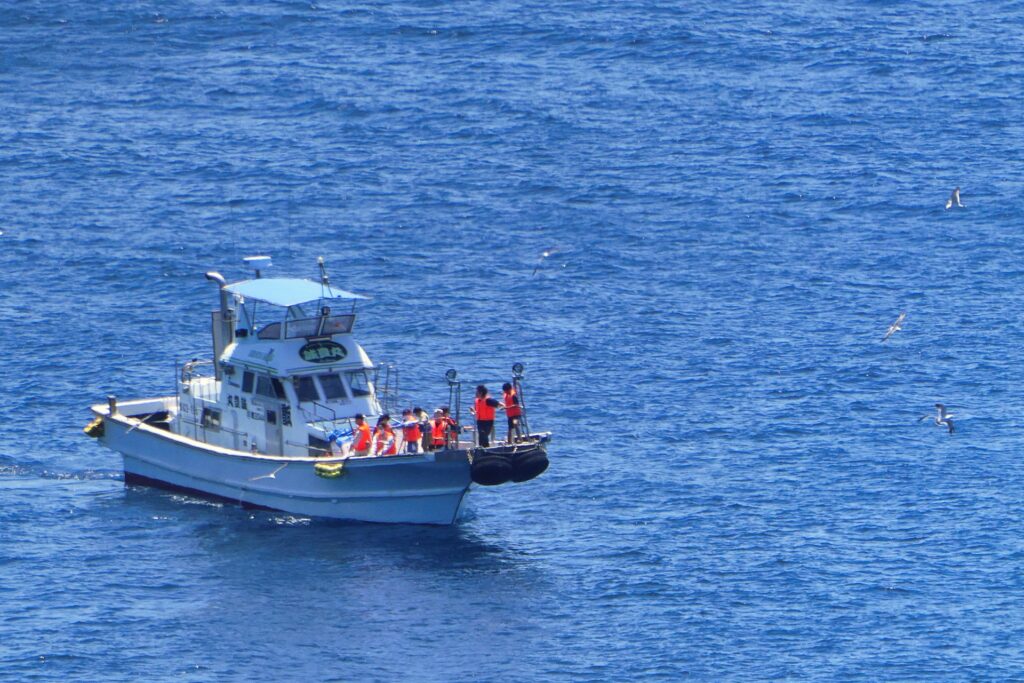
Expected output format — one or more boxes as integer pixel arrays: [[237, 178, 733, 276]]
[[919, 403, 954, 434], [945, 187, 965, 210], [882, 312, 907, 342]]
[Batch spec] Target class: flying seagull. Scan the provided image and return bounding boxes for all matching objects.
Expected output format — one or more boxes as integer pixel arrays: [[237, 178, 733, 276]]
[[918, 403, 954, 434], [532, 248, 559, 276], [249, 463, 288, 481], [882, 312, 907, 342], [945, 187, 965, 210]]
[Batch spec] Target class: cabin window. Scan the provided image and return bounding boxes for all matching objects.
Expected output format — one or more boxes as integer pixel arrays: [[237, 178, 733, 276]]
[[254, 375, 286, 399], [286, 318, 321, 339], [320, 314, 355, 335], [257, 322, 282, 340], [242, 371, 254, 393], [318, 373, 348, 400], [294, 375, 320, 402], [345, 370, 372, 397], [201, 407, 222, 430]]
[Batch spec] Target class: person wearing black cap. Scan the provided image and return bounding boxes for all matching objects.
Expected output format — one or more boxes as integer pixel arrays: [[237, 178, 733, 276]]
[[440, 406, 458, 448], [501, 382, 523, 443], [470, 385, 502, 448], [431, 409, 447, 449], [351, 413, 372, 457]]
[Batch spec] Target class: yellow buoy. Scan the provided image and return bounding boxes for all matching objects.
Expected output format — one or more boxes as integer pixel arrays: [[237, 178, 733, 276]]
[[83, 417, 105, 438], [314, 462, 345, 479]]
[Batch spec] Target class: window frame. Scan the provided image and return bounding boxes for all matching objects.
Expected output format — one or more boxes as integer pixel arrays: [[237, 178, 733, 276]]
[[317, 373, 349, 401], [294, 375, 321, 403]]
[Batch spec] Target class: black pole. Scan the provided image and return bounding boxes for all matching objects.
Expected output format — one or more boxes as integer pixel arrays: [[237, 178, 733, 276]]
[[514, 376, 529, 436]]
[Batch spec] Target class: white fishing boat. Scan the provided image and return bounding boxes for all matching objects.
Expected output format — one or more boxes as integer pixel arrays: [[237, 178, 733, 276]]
[[85, 256, 550, 524]]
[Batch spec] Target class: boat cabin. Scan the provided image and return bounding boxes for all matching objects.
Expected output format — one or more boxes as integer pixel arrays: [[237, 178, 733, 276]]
[[174, 270, 384, 457]]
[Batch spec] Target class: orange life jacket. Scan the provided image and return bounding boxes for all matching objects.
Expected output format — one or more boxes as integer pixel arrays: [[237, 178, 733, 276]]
[[353, 422, 371, 451], [403, 422, 421, 443], [443, 416, 457, 436], [431, 418, 446, 446], [375, 425, 397, 455], [475, 397, 496, 421], [503, 389, 522, 418]]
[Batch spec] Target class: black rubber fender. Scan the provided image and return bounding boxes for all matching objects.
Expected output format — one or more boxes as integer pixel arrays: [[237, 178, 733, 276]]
[[470, 450, 513, 486], [511, 449, 549, 483]]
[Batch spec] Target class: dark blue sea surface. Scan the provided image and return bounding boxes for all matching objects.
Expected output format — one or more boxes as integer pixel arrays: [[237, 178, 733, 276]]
[[3, 0, 1024, 679]]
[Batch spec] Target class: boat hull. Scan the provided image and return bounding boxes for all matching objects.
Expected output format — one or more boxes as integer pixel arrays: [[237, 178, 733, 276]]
[[95, 406, 472, 525]]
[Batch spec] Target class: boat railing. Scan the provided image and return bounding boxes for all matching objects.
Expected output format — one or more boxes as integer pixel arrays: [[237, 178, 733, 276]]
[[179, 360, 219, 402], [180, 358, 215, 383], [373, 362, 399, 415], [176, 358, 221, 441], [300, 400, 339, 426], [286, 439, 347, 458]]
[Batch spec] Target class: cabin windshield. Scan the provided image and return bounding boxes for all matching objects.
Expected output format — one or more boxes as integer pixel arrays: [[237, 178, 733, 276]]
[[236, 294, 357, 339], [294, 375, 319, 402], [318, 373, 349, 400], [345, 369, 373, 397], [285, 303, 355, 339]]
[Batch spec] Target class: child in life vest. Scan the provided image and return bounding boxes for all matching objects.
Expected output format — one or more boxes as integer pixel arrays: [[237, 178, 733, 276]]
[[374, 414, 397, 456]]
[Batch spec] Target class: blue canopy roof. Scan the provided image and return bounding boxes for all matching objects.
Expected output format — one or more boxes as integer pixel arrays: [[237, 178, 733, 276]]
[[224, 278, 368, 307]]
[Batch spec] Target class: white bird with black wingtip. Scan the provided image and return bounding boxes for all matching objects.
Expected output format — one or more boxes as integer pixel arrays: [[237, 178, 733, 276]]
[[882, 312, 906, 342], [919, 403, 954, 434]]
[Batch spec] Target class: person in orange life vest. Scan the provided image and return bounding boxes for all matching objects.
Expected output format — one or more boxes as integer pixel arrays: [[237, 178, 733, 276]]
[[502, 382, 524, 443], [351, 413, 372, 457], [471, 385, 502, 448], [401, 408, 422, 454], [372, 414, 386, 452], [430, 409, 448, 449], [440, 406, 458, 448], [415, 407, 433, 452], [374, 414, 397, 456]]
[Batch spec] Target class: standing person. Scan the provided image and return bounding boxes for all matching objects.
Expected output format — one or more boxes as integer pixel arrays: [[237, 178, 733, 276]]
[[440, 406, 458, 448], [351, 414, 372, 457], [502, 382, 523, 443], [431, 409, 447, 450], [374, 414, 397, 456], [415, 407, 433, 452], [471, 385, 502, 448], [401, 409, 421, 454]]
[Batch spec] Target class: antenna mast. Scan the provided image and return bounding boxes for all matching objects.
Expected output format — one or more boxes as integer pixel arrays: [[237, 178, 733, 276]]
[[318, 256, 330, 285]]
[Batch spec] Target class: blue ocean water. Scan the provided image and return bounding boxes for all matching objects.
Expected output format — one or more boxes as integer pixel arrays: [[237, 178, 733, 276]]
[[3, 0, 1024, 678]]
